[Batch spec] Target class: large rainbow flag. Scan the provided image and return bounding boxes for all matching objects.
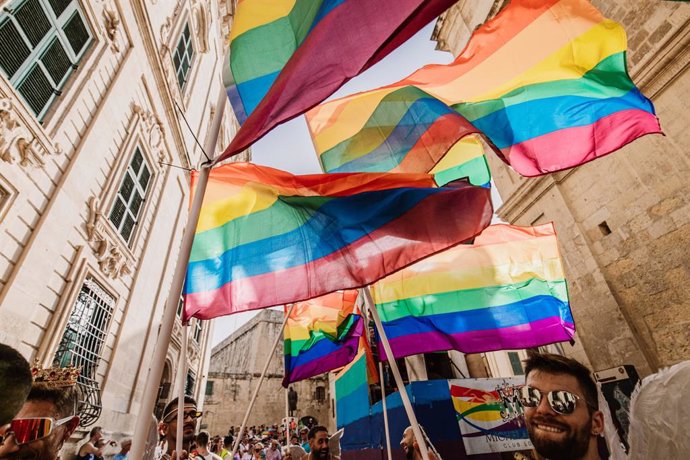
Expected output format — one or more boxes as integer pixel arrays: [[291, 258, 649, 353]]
[[306, 0, 662, 177], [218, 0, 457, 161], [307, 86, 495, 187], [183, 163, 492, 320], [283, 290, 362, 386], [371, 223, 574, 359]]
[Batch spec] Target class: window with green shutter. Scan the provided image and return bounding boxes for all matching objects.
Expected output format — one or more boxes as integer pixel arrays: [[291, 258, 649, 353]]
[[0, 0, 92, 120], [109, 147, 152, 245], [173, 23, 195, 90]]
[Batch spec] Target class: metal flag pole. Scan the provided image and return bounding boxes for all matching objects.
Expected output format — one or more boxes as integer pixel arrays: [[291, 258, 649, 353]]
[[231, 303, 296, 458], [378, 361, 393, 460], [362, 287, 432, 460], [175, 324, 189, 459], [130, 90, 226, 460]]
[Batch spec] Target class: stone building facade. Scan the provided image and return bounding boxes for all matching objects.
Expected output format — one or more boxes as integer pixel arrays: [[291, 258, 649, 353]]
[[0, 0, 247, 446], [433, 0, 690, 377], [204, 310, 331, 436]]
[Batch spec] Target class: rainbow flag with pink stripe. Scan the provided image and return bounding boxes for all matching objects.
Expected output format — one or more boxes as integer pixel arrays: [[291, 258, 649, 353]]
[[218, 0, 457, 162], [306, 0, 662, 178], [371, 223, 574, 360], [183, 163, 492, 319], [283, 290, 362, 386]]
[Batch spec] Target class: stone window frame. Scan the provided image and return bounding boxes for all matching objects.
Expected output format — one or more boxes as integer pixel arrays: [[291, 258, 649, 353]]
[[192, 318, 203, 343], [0, 0, 94, 121]]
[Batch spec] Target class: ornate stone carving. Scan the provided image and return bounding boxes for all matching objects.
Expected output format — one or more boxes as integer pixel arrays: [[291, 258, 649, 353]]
[[132, 103, 166, 161], [85, 196, 133, 279], [103, 8, 121, 53], [192, 1, 209, 53], [0, 98, 52, 167]]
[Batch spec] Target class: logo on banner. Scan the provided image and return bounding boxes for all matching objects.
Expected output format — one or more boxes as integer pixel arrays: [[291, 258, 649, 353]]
[[449, 378, 533, 454]]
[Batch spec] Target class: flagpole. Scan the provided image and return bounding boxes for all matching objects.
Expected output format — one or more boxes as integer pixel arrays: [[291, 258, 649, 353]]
[[130, 90, 226, 460], [378, 361, 393, 460], [231, 304, 296, 458], [362, 287, 431, 460], [175, 324, 189, 459]]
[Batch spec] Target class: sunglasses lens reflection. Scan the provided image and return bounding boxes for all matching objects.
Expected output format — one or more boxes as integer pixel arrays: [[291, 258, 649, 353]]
[[10, 419, 53, 445], [549, 391, 577, 414]]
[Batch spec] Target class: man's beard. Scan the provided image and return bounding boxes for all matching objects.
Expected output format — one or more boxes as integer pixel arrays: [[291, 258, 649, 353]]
[[527, 415, 591, 460], [315, 447, 330, 459]]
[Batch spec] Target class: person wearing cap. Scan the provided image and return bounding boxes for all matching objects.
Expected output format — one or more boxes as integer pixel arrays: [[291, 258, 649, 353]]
[[0, 364, 80, 460]]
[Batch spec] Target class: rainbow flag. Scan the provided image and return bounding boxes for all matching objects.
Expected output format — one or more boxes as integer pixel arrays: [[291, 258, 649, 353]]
[[306, 0, 662, 178], [334, 349, 371, 429], [183, 163, 492, 320], [217, 0, 458, 162], [371, 223, 574, 359], [283, 290, 363, 386], [306, 85, 495, 187]]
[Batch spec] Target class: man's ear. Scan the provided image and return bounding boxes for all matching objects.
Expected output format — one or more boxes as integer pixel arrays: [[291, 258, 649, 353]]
[[64, 416, 80, 440], [591, 410, 605, 436], [159, 422, 169, 436]]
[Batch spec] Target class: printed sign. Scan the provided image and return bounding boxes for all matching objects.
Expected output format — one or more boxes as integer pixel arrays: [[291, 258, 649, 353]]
[[449, 378, 533, 454]]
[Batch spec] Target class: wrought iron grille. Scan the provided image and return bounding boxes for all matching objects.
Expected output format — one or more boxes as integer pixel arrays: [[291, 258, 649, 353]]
[[54, 276, 115, 427]]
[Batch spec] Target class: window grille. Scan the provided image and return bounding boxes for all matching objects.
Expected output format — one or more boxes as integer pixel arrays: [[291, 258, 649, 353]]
[[109, 147, 151, 245], [173, 23, 194, 89], [0, 0, 92, 120], [205, 380, 214, 396], [54, 276, 116, 427], [314, 386, 326, 402]]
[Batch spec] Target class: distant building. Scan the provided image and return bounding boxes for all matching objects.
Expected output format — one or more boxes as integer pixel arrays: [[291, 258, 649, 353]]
[[0, 0, 247, 449], [433, 0, 690, 376], [204, 310, 331, 435]]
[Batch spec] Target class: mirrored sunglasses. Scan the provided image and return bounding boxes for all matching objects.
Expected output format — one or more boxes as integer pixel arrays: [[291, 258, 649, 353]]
[[0, 416, 74, 445], [518, 385, 584, 415]]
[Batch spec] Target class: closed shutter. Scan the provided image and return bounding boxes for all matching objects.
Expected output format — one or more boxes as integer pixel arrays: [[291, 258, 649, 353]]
[[48, 0, 72, 18], [14, 0, 51, 47], [17, 64, 54, 115], [0, 20, 31, 78], [63, 11, 89, 56], [41, 37, 71, 86]]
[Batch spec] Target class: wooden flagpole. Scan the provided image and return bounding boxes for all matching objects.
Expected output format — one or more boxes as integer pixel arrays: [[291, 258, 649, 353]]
[[130, 91, 226, 460], [175, 324, 189, 459], [362, 287, 431, 460], [231, 304, 296, 458], [378, 361, 393, 460]]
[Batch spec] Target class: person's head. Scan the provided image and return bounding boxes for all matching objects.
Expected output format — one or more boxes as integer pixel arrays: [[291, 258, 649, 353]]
[[308, 426, 328, 459], [119, 439, 132, 454], [89, 426, 103, 442], [290, 435, 298, 445], [224, 435, 233, 449], [269, 439, 279, 450], [400, 426, 432, 460], [0, 344, 32, 426], [252, 442, 264, 457], [299, 427, 308, 440], [196, 431, 210, 449], [159, 396, 199, 450], [520, 353, 604, 460], [0, 383, 80, 460]]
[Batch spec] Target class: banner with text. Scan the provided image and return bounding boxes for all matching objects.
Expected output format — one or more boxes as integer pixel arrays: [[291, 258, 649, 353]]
[[449, 378, 533, 454]]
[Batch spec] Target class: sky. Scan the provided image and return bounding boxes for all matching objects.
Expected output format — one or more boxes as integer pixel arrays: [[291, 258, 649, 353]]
[[210, 22, 485, 347]]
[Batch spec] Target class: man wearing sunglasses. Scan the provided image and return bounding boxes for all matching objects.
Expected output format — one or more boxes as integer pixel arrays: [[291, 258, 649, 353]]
[[519, 353, 604, 460], [0, 382, 80, 459], [159, 396, 201, 460]]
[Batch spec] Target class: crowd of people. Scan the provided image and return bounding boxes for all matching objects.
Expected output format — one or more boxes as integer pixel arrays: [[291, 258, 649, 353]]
[[6, 339, 687, 460], [156, 397, 334, 460]]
